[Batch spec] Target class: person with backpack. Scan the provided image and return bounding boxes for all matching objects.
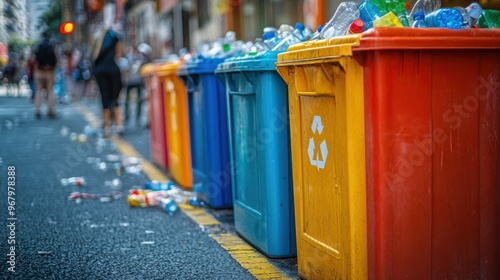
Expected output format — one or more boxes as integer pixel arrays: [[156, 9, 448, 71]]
[[91, 22, 125, 137], [33, 31, 58, 119]]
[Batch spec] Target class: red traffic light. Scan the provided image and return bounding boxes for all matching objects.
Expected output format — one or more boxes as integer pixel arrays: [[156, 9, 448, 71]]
[[60, 22, 75, 34]]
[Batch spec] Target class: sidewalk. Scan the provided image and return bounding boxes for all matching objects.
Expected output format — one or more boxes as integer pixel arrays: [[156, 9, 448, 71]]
[[0, 92, 299, 279]]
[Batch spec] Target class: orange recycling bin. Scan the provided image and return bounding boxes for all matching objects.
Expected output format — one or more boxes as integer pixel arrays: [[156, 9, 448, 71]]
[[276, 28, 500, 279], [140, 63, 168, 170], [157, 61, 193, 188]]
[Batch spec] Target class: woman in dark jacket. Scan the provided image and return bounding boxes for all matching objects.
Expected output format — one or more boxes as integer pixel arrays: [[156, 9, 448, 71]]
[[92, 22, 124, 136]]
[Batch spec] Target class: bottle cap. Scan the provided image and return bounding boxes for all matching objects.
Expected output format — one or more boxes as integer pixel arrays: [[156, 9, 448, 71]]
[[414, 11, 425, 20], [317, 25, 324, 32], [406, 3, 411, 10], [349, 19, 365, 34], [262, 31, 276, 40], [295, 22, 305, 31]]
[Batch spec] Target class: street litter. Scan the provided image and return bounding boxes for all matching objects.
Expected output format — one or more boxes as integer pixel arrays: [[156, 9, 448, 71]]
[[60, 177, 86, 187], [68, 191, 123, 203]]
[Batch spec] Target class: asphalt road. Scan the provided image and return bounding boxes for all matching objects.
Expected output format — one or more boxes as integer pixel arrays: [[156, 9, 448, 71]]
[[0, 92, 294, 279]]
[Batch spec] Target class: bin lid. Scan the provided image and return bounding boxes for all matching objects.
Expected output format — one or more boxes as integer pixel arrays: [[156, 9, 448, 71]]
[[156, 60, 183, 77], [179, 57, 228, 75], [215, 51, 281, 73], [277, 28, 500, 65], [139, 62, 157, 77]]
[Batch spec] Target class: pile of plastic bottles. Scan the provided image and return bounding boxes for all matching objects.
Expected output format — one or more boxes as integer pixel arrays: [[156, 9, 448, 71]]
[[319, 0, 500, 38], [127, 180, 206, 214]]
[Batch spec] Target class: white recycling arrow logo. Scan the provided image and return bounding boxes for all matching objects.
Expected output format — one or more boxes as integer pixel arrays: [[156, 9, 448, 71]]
[[308, 116, 328, 170]]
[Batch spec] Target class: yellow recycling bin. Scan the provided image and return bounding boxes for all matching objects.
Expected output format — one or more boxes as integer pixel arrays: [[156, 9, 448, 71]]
[[276, 35, 367, 279], [157, 61, 193, 188]]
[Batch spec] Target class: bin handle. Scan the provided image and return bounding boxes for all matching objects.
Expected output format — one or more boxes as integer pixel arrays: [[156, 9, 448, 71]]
[[228, 90, 255, 96]]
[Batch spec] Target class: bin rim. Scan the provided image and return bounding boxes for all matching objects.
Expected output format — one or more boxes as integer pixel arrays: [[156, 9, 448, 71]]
[[156, 60, 183, 77], [215, 51, 282, 73], [179, 57, 229, 75], [277, 28, 500, 66], [139, 62, 158, 76]]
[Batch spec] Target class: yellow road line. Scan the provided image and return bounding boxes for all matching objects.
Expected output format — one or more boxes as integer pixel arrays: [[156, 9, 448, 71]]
[[75, 102, 291, 279]]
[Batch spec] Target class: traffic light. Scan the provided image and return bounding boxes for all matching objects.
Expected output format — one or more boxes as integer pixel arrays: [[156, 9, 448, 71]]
[[60, 22, 75, 35]]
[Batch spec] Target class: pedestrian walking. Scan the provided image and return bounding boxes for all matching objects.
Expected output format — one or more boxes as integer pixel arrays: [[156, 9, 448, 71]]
[[27, 51, 37, 102], [91, 22, 124, 137], [33, 31, 58, 119]]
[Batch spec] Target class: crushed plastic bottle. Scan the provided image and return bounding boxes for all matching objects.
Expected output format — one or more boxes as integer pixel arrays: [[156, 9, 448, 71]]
[[159, 197, 179, 214], [466, 2, 483, 26], [320, 1, 360, 38], [478, 9, 500, 28], [60, 177, 86, 187], [425, 8, 463, 29], [455, 6, 472, 28], [359, 0, 383, 31], [272, 28, 303, 51], [189, 183, 205, 207], [412, 11, 427, 27], [373, 11, 404, 27], [127, 189, 165, 207]]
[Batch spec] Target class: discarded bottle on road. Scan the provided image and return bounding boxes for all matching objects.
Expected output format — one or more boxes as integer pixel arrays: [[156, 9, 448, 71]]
[[145, 180, 174, 191], [159, 197, 179, 214], [127, 189, 165, 207], [60, 177, 86, 187], [189, 183, 205, 207], [320, 1, 360, 38], [105, 178, 123, 190]]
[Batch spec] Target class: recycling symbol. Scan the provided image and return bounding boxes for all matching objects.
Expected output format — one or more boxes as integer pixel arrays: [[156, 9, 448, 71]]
[[308, 116, 328, 170]]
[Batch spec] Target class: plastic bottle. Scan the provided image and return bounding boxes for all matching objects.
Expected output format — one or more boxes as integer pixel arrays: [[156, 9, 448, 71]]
[[346, 19, 365, 34], [145, 180, 174, 191], [373, 11, 404, 27], [262, 31, 282, 50], [302, 26, 315, 40], [127, 189, 164, 207], [358, 0, 383, 31], [292, 22, 306, 41], [410, 0, 440, 21], [310, 25, 325, 40], [159, 197, 179, 214], [60, 177, 86, 187], [320, 1, 360, 38], [478, 9, 500, 28], [465, 2, 483, 26], [189, 184, 205, 207], [412, 11, 427, 27], [424, 8, 463, 29], [104, 178, 123, 190], [455, 6, 472, 28], [272, 28, 303, 51]]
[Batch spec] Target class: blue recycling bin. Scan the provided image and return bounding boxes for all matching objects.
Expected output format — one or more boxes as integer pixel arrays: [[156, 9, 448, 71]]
[[178, 57, 233, 209], [215, 51, 296, 258]]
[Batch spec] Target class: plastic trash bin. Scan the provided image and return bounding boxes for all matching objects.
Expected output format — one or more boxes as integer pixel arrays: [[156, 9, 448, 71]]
[[140, 62, 168, 170], [216, 51, 296, 258], [157, 61, 193, 188], [178, 57, 232, 208], [276, 28, 500, 279]]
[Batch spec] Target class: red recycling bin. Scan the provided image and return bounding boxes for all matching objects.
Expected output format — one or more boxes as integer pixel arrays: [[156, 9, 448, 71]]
[[141, 63, 168, 170]]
